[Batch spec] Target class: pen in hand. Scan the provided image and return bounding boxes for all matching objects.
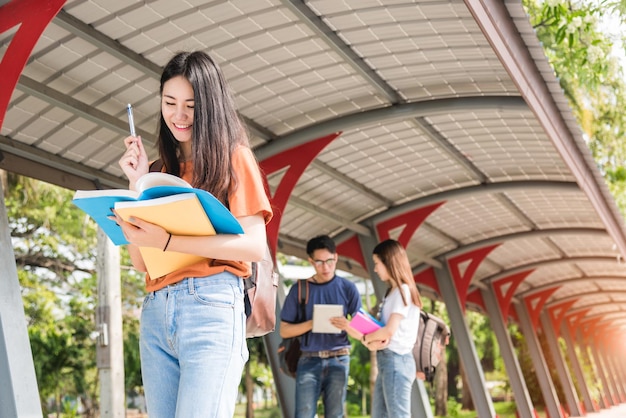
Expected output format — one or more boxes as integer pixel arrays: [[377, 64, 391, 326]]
[[127, 103, 137, 137]]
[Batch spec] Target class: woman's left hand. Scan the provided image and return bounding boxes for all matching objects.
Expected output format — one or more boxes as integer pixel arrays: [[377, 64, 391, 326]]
[[364, 339, 389, 351]]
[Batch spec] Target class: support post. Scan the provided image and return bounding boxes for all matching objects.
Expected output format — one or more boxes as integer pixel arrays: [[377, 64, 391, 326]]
[[561, 322, 593, 413], [481, 286, 535, 417], [96, 229, 125, 417], [434, 267, 495, 418], [514, 301, 563, 418], [411, 379, 434, 418], [266, 282, 295, 418], [596, 340, 622, 405], [540, 311, 581, 416], [577, 332, 604, 410], [617, 352, 626, 401], [0, 174, 42, 417], [589, 342, 616, 408], [604, 346, 625, 403]]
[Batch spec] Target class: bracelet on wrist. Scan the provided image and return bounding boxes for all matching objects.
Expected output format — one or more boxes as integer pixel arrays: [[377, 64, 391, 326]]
[[163, 233, 172, 251]]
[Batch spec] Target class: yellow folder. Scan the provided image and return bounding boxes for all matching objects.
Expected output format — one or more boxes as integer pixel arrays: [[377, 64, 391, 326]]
[[115, 193, 216, 278]]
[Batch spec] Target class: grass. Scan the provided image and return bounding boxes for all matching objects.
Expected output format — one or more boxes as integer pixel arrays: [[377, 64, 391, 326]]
[[234, 401, 527, 417], [234, 404, 280, 417]]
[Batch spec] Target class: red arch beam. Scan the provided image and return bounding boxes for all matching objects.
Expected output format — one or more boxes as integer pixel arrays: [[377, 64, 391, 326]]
[[0, 0, 66, 128], [259, 132, 340, 254]]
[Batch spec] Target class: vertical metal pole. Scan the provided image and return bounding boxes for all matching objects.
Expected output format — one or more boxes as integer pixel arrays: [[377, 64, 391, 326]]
[[266, 282, 295, 418], [96, 229, 125, 417], [596, 340, 622, 405], [613, 347, 626, 402], [540, 311, 580, 416], [604, 345, 625, 403], [514, 301, 563, 418], [434, 267, 496, 418], [585, 338, 609, 409], [411, 379, 434, 418], [589, 343, 615, 408], [357, 234, 387, 298], [0, 175, 42, 417], [561, 322, 593, 413], [481, 286, 535, 417]]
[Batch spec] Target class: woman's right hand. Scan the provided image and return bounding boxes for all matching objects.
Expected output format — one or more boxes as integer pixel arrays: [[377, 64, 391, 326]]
[[119, 135, 149, 189]]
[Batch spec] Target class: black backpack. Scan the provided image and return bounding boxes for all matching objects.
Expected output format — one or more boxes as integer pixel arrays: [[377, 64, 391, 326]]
[[412, 311, 450, 382], [277, 280, 309, 378]]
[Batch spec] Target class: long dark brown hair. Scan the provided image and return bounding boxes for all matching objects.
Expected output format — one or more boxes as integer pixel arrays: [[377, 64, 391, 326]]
[[373, 239, 422, 308], [157, 51, 249, 204]]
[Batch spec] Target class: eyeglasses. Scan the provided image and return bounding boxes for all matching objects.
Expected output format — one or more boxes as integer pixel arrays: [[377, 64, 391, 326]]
[[312, 258, 336, 267]]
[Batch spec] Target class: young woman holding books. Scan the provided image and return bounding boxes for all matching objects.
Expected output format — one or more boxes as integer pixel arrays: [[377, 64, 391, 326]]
[[360, 239, 423, 418], [114, 51, 272, 418]]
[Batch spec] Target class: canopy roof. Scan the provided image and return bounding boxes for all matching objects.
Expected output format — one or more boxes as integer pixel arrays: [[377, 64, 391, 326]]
[[2, 0, 626, 336]]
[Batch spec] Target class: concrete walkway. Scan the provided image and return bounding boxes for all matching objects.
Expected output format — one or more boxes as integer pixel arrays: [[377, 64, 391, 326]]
[[585, 403, 626, 417]]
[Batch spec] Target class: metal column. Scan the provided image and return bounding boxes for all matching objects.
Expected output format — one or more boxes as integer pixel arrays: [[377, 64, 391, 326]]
[[481, 286, 534, 417], [616, 352, 626, 401], [266, 278, 296, 418], [576, 331, 604, 410], [605, 346, 626, 403], [96, 229, 125, 417], [540, 311, 581, 416], [435, 267, 495, 418], [514, 301, 563, 418], [357, 234, 388, 298], [599, 340, 620, 405], [561, 322, 593, 413], [0, 177, 42, 417], [410, 379, 434, 418]]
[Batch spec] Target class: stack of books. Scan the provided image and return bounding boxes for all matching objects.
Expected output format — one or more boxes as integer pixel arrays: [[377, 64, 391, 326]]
[[72, 172, 243, 278]]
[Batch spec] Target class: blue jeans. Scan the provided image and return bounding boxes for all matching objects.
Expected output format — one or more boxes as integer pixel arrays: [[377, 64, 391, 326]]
[[140, 273, 247, 418], [295, 354, 350, 418], [372, 349, 416, 418]]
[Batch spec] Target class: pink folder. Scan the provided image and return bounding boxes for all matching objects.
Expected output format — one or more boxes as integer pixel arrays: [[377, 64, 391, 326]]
[[349, 311, 382, 334]]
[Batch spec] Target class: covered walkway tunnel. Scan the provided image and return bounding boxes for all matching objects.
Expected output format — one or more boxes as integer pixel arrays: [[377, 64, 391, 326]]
[[2, 0, 626, 417]]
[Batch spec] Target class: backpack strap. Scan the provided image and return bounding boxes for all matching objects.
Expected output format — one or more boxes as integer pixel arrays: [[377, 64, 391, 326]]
[[298, 279, 309, 306], [297, 280, 309, 344], [296, 280, 308, 319]]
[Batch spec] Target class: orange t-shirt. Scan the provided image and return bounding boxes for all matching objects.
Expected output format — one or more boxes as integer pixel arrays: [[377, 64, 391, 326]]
[[144, 146, 273, 292]]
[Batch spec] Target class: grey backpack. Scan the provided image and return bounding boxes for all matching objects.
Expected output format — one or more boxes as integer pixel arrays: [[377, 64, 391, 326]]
[[413, 311, 450, 382], [244, 244, 279, 338]]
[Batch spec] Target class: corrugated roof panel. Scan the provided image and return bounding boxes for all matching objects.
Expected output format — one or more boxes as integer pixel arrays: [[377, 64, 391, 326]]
[[1, 0, 625, 342]]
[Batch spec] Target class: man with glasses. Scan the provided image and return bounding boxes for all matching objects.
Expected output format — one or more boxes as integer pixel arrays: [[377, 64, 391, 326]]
[[280, 235, 362, 418]]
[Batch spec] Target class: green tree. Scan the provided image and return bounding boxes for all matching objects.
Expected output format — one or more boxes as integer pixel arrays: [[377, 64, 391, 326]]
[[525, 0, 626, 216], [5, 172, 98, 415], [4, 171, 145, 415]]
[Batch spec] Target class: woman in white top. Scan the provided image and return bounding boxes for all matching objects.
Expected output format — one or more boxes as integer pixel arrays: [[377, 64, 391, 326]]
[[361, 239, 423, 418]]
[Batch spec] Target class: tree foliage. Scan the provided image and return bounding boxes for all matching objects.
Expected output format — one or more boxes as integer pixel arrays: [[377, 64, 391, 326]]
[[525, 0, 626, 217], [4, 171, 144, 415]]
